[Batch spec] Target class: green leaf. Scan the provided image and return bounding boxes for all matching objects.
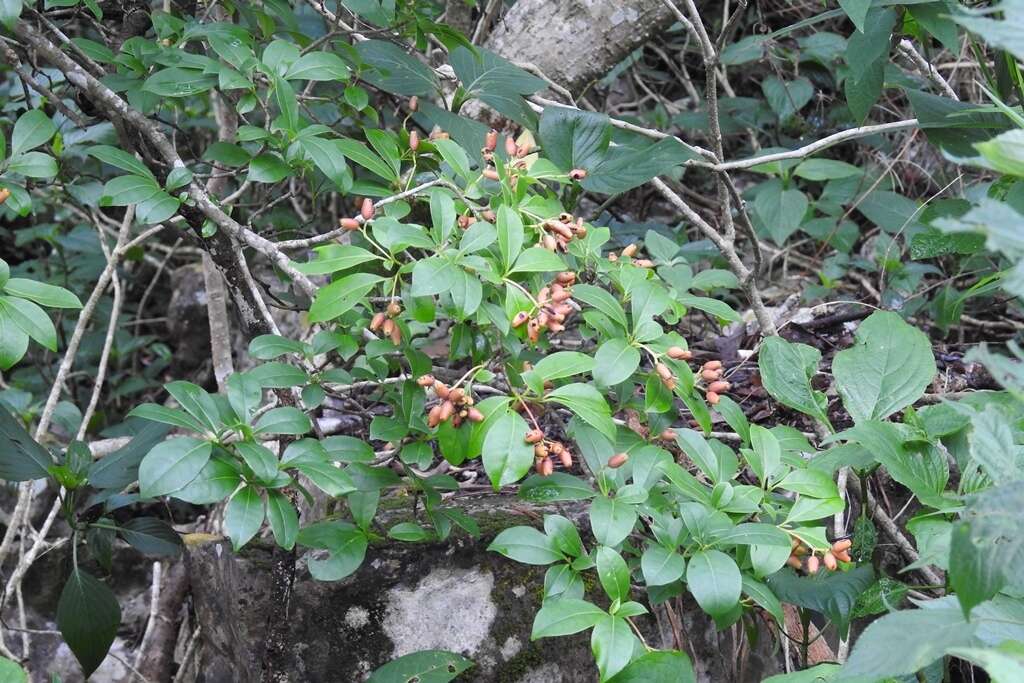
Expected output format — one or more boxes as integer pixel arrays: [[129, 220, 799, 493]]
[[793, 159, 863, 181], [3, 278, 82, 309], [335, 137, 396, 182], [606, 651, 696, 683], [497, 206, 524, 272], [101, 174, 162, 206], [248, 361, 308, 389], [119, 518, 182, 556], [589, 494, 637, 547], [11, 109, 56, 155], [450, 46, 544, 125], [591, 615, 638, 681], [254, 407, 311, 435], [832, 311, 936, 424], [786, 495, 845, 524], [838, 0, 871, 32], [411, 257, 459, 297], [841, 607, 976, 679], [8, 151, 57, 178], [248, 334, 306, 360], [266, 490, 299, 550], [641, 545, 686, 586], [0, 0, 22, 30], [235, 441, 278, 481], [572, 284, 628, 330], [593, 338, 640, 387], [488, 526, 562, 565], [224, 486, 265, 550], [284, 51, 350, 81], [0, 296, 56, 351], [761, 76, 814, 120], [143, 68, 217, 97], [165, 380, 222, 431], [294, 461, 357, 497], [673, 429, 720, 482], [299, 522, 368, 580], [518, 472, 596, 502], [966, 406, 1022, 482], [57, 569, 120, 678], [128, 404, 208, 434], [87, 422, 172, 490], [86, 145, 154, 178], [355, 40, 439, 96], [388, 522, 432, 542], [547, 383, 615, 442], [538, 105, 611, 173], [742, 575, 785, 626], [248, 153, 292, 183], [0, 404, 52, 481], [949, 521, 1004, 619], [0, 656, 26, 683], [482, 411, 534, 490], [308, 273, 382, 322], [139, 437, 212, 498], [300, 136, 351, 190], [686, 549, 741, 616], [754, 178, 808, 245], [292, 245, 380, 276], [596, 546, 630, 602], [758, 336, 830, 428], [530, 352, 595, 382], [766, 565, 875, 637], [531, 598, 605, 638], [509, 247, 567, 274], [366, 650, 474, 683], [171, 456, 240, 504]]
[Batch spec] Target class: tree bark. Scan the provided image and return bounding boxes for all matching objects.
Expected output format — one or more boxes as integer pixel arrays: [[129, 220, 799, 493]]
[[483, 0, 675, 96]]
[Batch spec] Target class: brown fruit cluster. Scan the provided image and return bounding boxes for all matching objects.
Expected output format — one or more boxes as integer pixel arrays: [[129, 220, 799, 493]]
[[786, 538, 852, 574], [699, 359, 729, 405], [607, 243, 654, 268], [539, 212, 587, 252], [418, 375, 484, 428], [525, 428, 574, 476], [480, 129, 532, 184], [512, 272, 577, 344], [369, 298, 403, 345]]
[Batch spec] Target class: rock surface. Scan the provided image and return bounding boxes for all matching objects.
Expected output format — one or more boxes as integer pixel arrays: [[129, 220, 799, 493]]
[[184, 496, 606, 682], [183, 495, 785, 682]]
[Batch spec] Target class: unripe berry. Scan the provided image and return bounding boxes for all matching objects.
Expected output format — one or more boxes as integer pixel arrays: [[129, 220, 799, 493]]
[[512, 311, 529, 328], [417, 375, 435, 387], [482, 168, 499, 181], [659, 429, 676, 441], [558, 449, 573, 469], [439, 400, 454, 421], [823, 552, 838, 571], [434, 381, 450, 399], [701, 368, 722, 381], [569, 168, 587, 181], [427, 405, 442, 427], [708, 381, 730, 394], [540, 457, 554, 476], [369, 312, 386, 331], [556, 271, 576, 285], [706, 391, 720, 405], [504, 136, 517, 157], [667, 346, 692, 360], [703, 360, 723, 371], [340, 217, 361, 231], [468, 407, 485, 422], [408, 96, 419, 112], [786, 555, 803, 570], [484, 129, 498, 152], [832, 539, 852, 553], [655, 362, 673, 381], [807, 556, 820, 574], [622, 243, 638, 258], [524, 429, 544, 444], [360, 197, 375, 220], [409, 130, 420, 151], [607, 453, 629, 468]]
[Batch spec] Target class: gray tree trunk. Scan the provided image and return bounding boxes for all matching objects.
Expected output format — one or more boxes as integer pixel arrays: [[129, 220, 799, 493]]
[[483, 0, 675, 96]]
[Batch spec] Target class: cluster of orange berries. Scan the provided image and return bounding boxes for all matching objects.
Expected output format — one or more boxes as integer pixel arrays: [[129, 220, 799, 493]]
[[699, 359, 730, 405], [608, 243, 654, 269], [339, 197, 376, 232], [481, 129, 532, 182], [786, 538, 852, 574], [525, 427, 574, 476], [417, 375, 484, 428], [369, 299, 403, 345], [538, 213, 587, 252], [512, 272, 577, 344]]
